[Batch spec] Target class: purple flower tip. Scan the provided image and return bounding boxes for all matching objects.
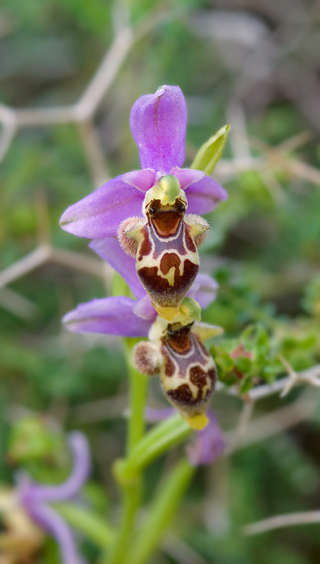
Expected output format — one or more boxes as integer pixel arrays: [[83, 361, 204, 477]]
[[18, 432, 91, 564], [186, 411, 225, 466]]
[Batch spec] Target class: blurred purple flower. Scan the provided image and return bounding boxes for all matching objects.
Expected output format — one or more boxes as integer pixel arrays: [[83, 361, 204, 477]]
[[60, 85, 227, 241], [145, 407, 225, 466], [18, 432, 90, 564], [63, 236, 218, 337]]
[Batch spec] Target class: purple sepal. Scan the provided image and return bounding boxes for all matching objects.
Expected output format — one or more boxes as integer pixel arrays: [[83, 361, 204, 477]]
[[186, 411, 226, 466], [133, 295, 157, 321], [18, 431, 90, 564], [60, 175, 144, 239], [130, 85, 187, 174], [63, 296, 151, 337], [145, 407, 175, 423], [185, 175, 228, 215], [187, 273, 218, 309], [30, 433, 90, 503], [89, 237, 145, 300], [27, 502, 86, 564]]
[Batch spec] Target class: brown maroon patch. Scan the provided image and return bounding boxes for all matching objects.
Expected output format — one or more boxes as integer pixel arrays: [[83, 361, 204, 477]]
[[185, 224, 197, 253], [207, 366, 217, 383], [167, 383, 193, 405], [189, 365, 208, 388], [138, 226, 152, 262], [160, 253, 181, 276], [138, 259, 199, 307], [151, 212, 181, 237], [167, 326, 192, 354], [160, 345, 175, 377]]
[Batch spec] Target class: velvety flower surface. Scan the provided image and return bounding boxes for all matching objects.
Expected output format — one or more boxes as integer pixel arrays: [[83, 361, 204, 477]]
[[63, 236, 218, 337], [60, 85, 227, 240], [145, 407, 225, 466], [18, 432, 90, 564]]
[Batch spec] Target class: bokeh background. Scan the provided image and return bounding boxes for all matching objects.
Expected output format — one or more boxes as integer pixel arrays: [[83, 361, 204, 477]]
[[1, 0, 320, 562]]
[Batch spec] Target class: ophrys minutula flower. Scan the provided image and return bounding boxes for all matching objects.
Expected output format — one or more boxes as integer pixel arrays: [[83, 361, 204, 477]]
[[60, 86, 227, 319]]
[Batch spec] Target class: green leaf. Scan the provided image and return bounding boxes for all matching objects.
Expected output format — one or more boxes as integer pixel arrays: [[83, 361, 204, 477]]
[[55, 502, 115, 548], [115, 415, 192, 482], [130, 459, 194, 564], [191, 124, 230, 175]]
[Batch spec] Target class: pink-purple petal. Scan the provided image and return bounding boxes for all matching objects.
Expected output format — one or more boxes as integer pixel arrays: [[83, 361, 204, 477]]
[[185, 174, 228, 215], [145, 407, 175, 423], [26, 502, 86, 564], [30, 433, 90, 503], [186, 411, 226, 466], [188, 273, 219, 309], [133, 294, 157, 321], [130, 85, 187, 174], [89, 237, 145, 300], [60, 175, 144, 239], [122, 168, 156, 191], [63, 297, 151, 337], [170, 167, 204, 190]]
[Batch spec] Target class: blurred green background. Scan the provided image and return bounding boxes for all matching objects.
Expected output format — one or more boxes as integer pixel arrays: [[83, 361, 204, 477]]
[[1, 0, 320, 562]]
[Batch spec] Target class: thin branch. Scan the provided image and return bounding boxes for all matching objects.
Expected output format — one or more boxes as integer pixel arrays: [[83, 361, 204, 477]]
[[0, 287, 39, 320], [0, 121, 16, 164], [243, 510, 320, 536], [49, 248, 112, 281], [75, 26, 134, 120], [77, 120, 110, 187], [228, 392, 318, 451], [0, 246, 51, 289], [226, 400, 254, 453]]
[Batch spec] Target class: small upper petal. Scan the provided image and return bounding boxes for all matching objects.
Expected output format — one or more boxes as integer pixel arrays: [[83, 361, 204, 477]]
[[130, 85, 187, 174], [188, 273, 219, 309], [60, 175, 144, 239], [185, 174, 228, 215], [170, 167, 204, 190], [122, 168, 156, 191], [89, 237, 146, 300], [63, 297, 151, 337]]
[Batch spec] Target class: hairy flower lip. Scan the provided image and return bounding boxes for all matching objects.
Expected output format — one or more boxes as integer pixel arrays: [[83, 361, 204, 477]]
[[59, 85, 227, 240], [62, 238, 218, 339]]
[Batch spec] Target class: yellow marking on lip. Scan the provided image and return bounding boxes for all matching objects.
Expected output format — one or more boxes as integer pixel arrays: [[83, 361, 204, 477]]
[[153, 304, 180, 321], [181, 412, 209, 430]]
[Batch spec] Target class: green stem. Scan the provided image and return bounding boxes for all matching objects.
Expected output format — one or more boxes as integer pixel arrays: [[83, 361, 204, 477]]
[[130, 459, 194, 564], [104, 338, 148, 564], [55, 502, 115, 548], [124, 338, 148, 453], [115, 414, 192, 482]]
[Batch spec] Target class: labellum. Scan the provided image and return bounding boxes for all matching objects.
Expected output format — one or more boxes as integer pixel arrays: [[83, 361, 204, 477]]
[[133, 301, 222, 430], [159, 322, 217, 430], [118, 175, 209, 321]]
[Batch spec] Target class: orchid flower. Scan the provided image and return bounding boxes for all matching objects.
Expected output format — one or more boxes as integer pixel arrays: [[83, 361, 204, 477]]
[[63, 243, 221, 429], [63, 236, 218, 339], [146, 407, 225, 466], [60, 86, 227, 321], [60, 85, 227, 241], [17, 432, 90, 564]]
